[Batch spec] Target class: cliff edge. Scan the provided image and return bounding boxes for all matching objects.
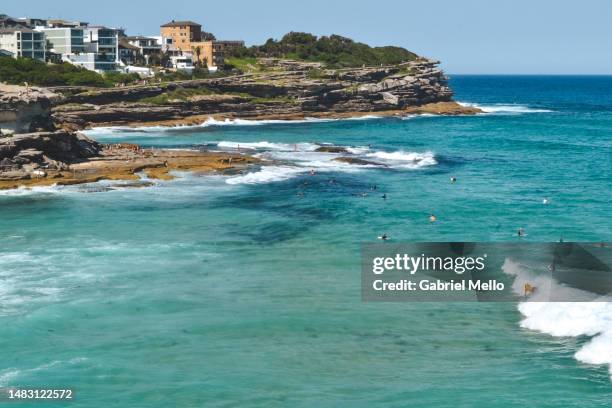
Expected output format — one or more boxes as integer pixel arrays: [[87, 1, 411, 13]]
[[51, 58, 479, 129]]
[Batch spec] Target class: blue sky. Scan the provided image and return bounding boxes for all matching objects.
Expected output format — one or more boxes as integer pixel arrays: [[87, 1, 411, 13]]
[[2, 0, 611, 74]]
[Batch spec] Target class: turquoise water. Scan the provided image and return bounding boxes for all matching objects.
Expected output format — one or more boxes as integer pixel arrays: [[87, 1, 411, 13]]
[[1, 76, 611, 407]]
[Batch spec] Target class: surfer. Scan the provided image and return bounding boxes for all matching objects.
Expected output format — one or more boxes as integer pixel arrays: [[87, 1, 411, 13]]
[[309, 169, 316, 176], [450, 177, 457, 183], [382, 193, 387, 200], [378, 233, 388, 241], [518, 228, 525, 237], [524, 283, 537, 297], [542, 198, 550, 205]]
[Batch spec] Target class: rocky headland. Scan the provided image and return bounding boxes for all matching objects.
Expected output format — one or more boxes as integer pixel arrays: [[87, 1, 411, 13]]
[[50, 58, 479, 130], [0, 84, 258, 190], [0, 58, 479, 189]]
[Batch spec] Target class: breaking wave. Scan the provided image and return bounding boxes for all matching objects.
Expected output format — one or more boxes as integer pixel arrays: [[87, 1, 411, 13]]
[[221, 141, 437, 185], [458, 102, 553, 114], [0, 185, 62, 196], [217, 141, 319, 151], [366, 151, 437, 168], [83, 116, 344, 137], [503, 258, 612, 380], [225, 166, 307, 185]]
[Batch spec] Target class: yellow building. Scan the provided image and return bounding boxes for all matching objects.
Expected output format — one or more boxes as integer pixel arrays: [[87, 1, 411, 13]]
[[191, 40, 245, 69], [190, 40, 214, 67], [160, 20, 202, 53]]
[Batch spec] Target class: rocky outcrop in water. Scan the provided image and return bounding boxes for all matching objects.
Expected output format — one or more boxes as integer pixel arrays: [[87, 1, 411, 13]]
[[0, 130, 101, 179], [0, 84, 103, 180]]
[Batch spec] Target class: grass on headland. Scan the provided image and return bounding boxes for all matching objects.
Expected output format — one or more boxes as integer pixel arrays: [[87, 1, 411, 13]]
[[224, 57, 265, 73], [140, 87, 217, 105], [251, 96, 297, 104], [140, 88, 297, 106]]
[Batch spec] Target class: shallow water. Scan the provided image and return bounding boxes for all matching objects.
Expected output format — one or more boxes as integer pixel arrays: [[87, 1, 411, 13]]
[[1, 76, 611, 407]]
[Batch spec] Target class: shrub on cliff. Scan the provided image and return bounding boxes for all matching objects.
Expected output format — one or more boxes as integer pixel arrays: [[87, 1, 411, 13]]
[[0, 57, 108, 87], [0, 57, 148, 87], [228, 32, 418, 67]]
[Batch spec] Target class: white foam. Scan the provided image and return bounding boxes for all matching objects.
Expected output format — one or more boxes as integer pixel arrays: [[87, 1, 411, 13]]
[[345, 146, 371, 154], [346, 114, 382, 120], [217, 141, 319, 151], [83, 114, 388, 138], [202, 117, 337, 127], [224, 146, 436, 184], [366, 150, 437, 168], [503, 258, 612, 379], [458, 102, 553, 114], [0, 185, 61, 196], [225, 165, 306, 185], [0, 358, 87, 386]]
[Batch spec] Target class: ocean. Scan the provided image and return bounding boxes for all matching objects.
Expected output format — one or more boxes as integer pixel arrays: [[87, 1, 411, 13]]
[[0, 76, 611, 407]]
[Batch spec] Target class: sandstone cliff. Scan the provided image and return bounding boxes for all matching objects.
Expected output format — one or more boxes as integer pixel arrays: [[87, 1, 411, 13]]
[[50, 58, 473, 129], [0, 84, 63, 134]]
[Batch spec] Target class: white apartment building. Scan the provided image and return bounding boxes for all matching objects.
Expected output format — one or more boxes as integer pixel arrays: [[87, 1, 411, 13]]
[[82, 26, 120, 71], [38, 27, 86, 55], [0, 27, 45, 61]]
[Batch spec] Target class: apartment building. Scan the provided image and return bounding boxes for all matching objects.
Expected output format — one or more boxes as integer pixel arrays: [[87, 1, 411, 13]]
[[83, 26, 120, 71], [0, 27, 45, 61], [125, 36, 161, 57], [160, 20, 202, 53], [190, 40, 244, 70], [45, 19, 88, 29], [38, 27, 86, 55]]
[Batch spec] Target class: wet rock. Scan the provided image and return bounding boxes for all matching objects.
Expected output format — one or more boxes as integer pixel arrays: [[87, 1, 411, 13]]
[[315, 146, 349, 153], [333, 157, 388, 166], [15, 149, 44, 163], [0, 131, 101, 179]]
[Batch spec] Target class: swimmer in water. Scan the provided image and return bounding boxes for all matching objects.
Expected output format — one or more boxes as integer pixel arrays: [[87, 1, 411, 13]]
[[309, 170, 316, 176], [518, 228, 525, 237], [382, 193, 387, 200], [450, 177, 457, 183], [542, 198, 550, 205], [429, 214, 437, 223]]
